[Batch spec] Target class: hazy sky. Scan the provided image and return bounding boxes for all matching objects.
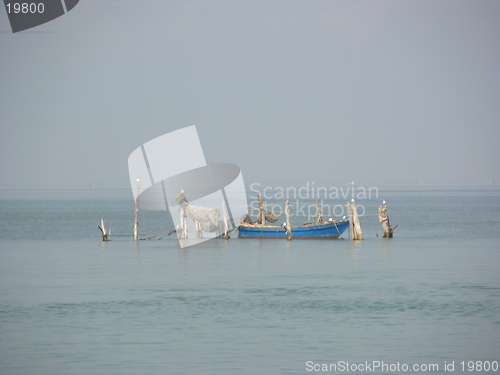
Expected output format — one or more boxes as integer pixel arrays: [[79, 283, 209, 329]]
[[1, 0, 499, 189]]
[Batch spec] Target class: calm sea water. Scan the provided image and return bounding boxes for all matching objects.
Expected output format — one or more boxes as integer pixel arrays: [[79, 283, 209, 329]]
[[1, 187, 499, 375]]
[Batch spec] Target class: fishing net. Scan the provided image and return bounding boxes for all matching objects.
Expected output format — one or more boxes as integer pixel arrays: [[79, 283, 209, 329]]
[[176, 191, 220, 232], [265, 211, 280, 223], [185, 205, 219, 232]]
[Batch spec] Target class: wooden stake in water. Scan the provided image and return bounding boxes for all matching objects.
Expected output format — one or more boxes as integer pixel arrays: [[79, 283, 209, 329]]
[[222, 200, 230, 240], [133, 179, 140, 240], [285, 200, 292, 240], [315, 198, 323, 224], [257, 195, 265, 225], [378, 200, 394, 238], [195, 220, 202, 239], [348, 199, 363, 240], [178, 191, 188, 240], [99, 219, 108, 241]]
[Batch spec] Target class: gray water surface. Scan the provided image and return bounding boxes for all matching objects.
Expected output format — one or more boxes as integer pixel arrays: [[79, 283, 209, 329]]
[[1, 188, 499, 374]]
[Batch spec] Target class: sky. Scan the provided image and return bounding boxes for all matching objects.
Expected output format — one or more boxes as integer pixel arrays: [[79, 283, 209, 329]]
[[1, 0, 499, 190]]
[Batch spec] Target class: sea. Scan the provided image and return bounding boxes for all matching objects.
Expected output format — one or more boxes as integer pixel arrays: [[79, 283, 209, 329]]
[[0, 186, 499, 375]]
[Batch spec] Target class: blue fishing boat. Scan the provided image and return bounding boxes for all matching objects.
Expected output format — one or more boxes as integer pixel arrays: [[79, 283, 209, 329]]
[[238, 220, 349, 239]]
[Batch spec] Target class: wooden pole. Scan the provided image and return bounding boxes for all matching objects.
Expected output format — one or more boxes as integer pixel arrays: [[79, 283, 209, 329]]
[[315, 198, 323, 224], [195, 220, 202, 239], [285, 200, 292, 240], [378, 203, 394, 238], [222, 200, 230, 239], [348, 200, 363, 240], [257, 195, 265, 225], [174, 190, 187, 239], [183, 214, 187, 239], [133, 179, 140, 240], [179, 205, 187, 239], [100, 218, 108, 241]]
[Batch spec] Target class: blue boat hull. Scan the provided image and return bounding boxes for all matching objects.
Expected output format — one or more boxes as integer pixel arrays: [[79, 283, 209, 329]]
[[238, 221, 349, 239]]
